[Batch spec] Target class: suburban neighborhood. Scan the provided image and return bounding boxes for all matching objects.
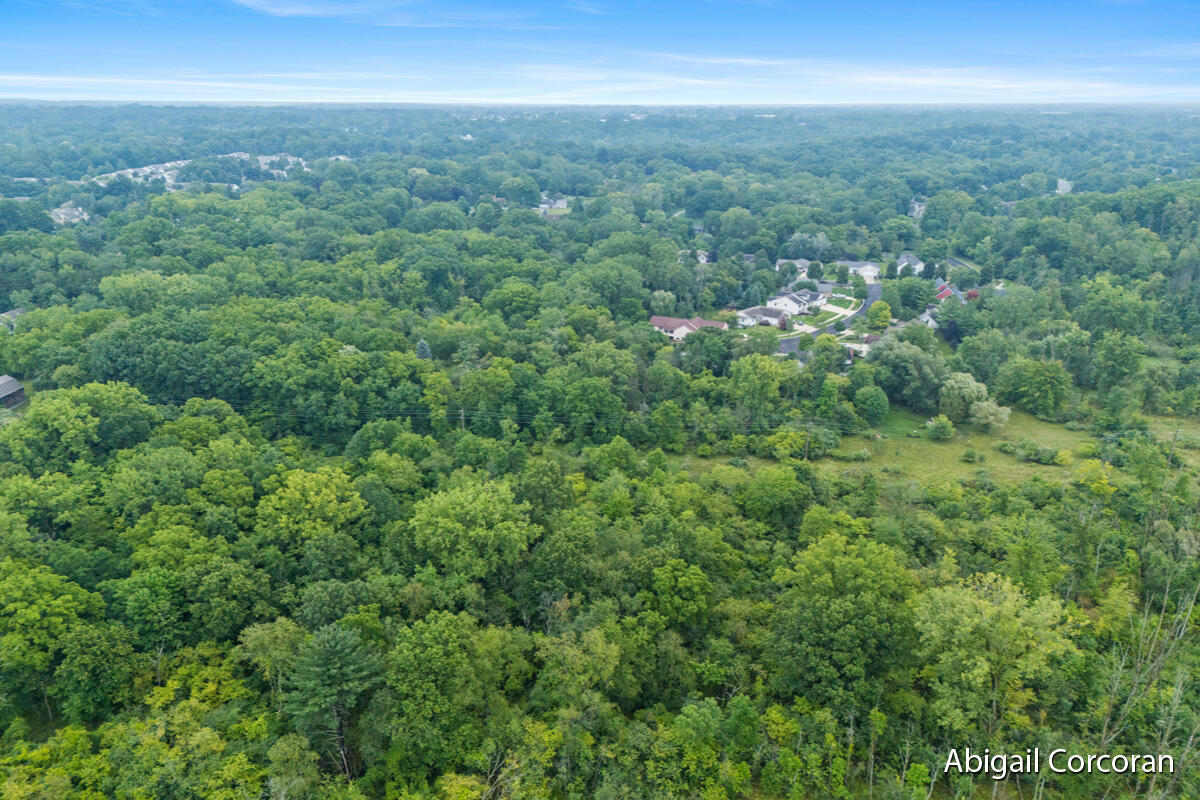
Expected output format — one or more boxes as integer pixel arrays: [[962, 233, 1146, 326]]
[[651, 250, 979, 364]]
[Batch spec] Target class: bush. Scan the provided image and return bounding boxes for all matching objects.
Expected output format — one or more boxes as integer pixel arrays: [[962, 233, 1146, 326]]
[[927, 415, 956, 441], [696, 444, 714, 457], [1002, 439, 1063, 465]]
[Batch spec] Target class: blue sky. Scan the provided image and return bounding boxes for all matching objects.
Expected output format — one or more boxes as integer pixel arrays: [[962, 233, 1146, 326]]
[[3, 0, 1200, 103]]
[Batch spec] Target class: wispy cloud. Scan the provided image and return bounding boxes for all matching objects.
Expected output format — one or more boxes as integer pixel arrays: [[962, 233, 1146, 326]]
[[5, 59, 1200, 103], [225, 0, 411, 16], [223, 0, 557, 28], [631, 50, 1200, 102], [564, 0, 606, 13], [643, 52, 792, 67], [1127, 42, 1200, 58]]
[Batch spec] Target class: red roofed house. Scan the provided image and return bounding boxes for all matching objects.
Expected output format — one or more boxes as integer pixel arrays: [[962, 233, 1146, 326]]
[[934, 282, 954, 300], [650, 315, 729, 341]]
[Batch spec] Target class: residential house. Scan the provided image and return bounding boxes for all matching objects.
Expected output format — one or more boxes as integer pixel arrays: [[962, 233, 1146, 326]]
[[896, 252, 925, 275], [0, 375, 24, 408], [0, 308, 26, 333], [767, 290, 826, 317], [774, 257, 811, 273], [736, 306, 789, 328], [677, 249, 713, 264], [835, 260, 881, 283], [650, 315, 728, 341], [50, 207, 89, 225], [933, 282, 966, 304]]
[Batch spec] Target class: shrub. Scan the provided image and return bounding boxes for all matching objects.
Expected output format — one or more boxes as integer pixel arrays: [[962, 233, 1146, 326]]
[[1004, 439, 1062, 465], [927, 415, 956, 441]]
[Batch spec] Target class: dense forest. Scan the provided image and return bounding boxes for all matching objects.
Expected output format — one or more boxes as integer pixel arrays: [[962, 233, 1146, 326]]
[[0, 104, 1197, 799]]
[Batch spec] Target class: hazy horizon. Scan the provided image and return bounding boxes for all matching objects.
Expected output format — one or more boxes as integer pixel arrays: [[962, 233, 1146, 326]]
[[5, 0, 1200, 104]]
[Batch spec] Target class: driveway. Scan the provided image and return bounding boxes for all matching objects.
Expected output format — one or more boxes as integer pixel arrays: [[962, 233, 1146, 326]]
[[810, 282, 881, 338]]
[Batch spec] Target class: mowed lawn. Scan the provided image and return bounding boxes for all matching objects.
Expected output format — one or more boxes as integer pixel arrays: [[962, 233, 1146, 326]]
[[824, 408, 1095, 484], [806, 309, 841, 326]]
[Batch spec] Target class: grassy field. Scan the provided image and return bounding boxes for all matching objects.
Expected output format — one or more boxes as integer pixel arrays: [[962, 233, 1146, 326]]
[[659, 408, 1097, 488], [822, 408, 1095, 485], [1144, 413, 1200, 472], [826, 296, 856, 309], [665, 452, 774, 478]]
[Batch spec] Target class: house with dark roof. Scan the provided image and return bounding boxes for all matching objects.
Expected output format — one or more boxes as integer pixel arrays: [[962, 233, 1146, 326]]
[[650, 315, 728, 341], [0, 376, 24, 408]]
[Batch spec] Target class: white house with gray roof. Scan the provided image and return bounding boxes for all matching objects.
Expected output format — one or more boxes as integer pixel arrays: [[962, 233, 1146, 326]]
[[896, 252, 926, 275], [767, 290, 826, 317], [737, 305, 790, 328]]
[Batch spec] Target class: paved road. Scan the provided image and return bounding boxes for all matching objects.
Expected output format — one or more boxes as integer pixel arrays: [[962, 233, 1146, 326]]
[[811, 282, 882, 339]]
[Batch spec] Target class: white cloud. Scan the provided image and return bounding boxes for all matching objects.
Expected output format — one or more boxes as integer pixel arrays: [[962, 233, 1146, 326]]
[[225, 0, 411, 17], [222, 0, 554, 28], [5, 51, 1200, 104]]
